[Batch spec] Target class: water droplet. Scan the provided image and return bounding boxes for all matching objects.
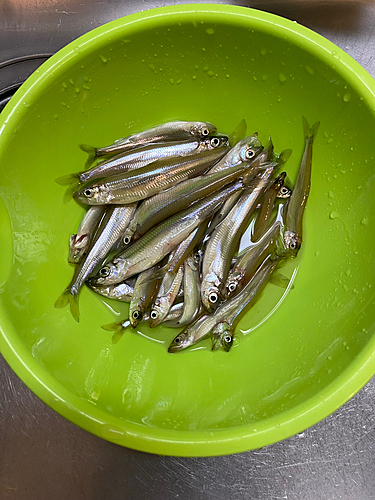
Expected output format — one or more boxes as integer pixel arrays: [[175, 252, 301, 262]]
[[169, 78, 174, 85], [328, 191, 334, 198], [62, 82, 68, 89], [100, 55, 108, 63], [340, 170, 346, 174], [343, 284, 349, 292], [279, 73, 287, 83], [207, 70, 215, 77], [83, 84, 90, 90], [202, 47, 206, 51], [305, 65, 314, 75], [343, 93, 351, 102], [176, 78, 182, 84], [226, 74, 229, 78], [203, 65, 209, 72], [330, 210, 339, 219], [192, 75, 197, 80], [206, 28, 215, 35], [74, 47, 80, 53], [361, 217, 369, 225], [74, 87, 80, 93], [253, 75, 257, 81], [23, 102, 30, 108], [194, 64, 199, 70], [148, 63, 157, 73], [328, 355, 332, 360], [327, 368, 332, 374], [346, 269, 351, 277], [260, 48, 267, 55], [327, 138, 333, 144], [69, 78, 74, 85], [262, 74, 268, 81], [53, 114, 59, 119]]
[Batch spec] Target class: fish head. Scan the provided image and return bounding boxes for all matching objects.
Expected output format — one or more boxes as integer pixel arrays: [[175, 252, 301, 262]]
[[74, 184, 111, 204], [277, 185, 292, 199], [129, 302, 143, 327], [273, 172, 287, 191], [211, 322, 234, 352], [68, 234, 89, 264], [223, 270, 243, 299], [283, 230, 301, 255], [89, 258, 127, 286], [238, 133, 264, 162], [168, 329, 192, 353], [122, 228, 134, 246], [202, 284, 221, 311], [149, 298, 169, 328], [190, 122, 217, 138]]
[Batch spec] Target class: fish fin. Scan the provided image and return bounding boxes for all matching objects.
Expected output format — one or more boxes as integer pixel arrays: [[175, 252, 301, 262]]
[[101, 319, 131, 344], [54, 288, 80, 322], [55, 172, 80, 187], [137, 264, 173, 285], [79, 144, 98, 169], [270, 272, 294, 289], [303, 117, 320, 141], [278, 148, 292, 166], [63, 183, 78, 204], [229, 119, 247, 147], [54, 288, 70, 309]]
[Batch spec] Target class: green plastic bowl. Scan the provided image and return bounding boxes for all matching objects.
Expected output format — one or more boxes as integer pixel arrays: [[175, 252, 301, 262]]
[[0, 4, 375, 456]]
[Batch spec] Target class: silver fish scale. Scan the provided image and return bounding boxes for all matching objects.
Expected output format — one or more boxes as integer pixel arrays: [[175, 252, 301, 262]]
[[71, 205, 136, 294], [81, 140, 201, 184]]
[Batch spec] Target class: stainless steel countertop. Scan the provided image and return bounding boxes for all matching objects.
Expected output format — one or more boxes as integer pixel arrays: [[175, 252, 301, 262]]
[[1, 2, 375, 499]]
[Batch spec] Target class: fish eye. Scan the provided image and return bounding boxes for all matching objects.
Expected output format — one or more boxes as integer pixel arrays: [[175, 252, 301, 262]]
[[123, 236, 131, 245], [132, 311, 141, 320], [245, 149, 255, 159], [290, 242, 297, 249], [228, 283, 236, 292], [99, 266, 110, 277], [210, 137, 220, 148], [174, 336, 181, 345], [201, 127, 210, 136], [281, 187, 288, 194], [150, 310, 158, 320], [223, 334, 232, 343], [84, 188, 94, 198], [209, 292, 218, 304]]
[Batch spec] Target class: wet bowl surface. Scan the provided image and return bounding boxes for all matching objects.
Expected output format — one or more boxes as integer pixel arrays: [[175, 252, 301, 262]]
[[0, 5, 375, 456]]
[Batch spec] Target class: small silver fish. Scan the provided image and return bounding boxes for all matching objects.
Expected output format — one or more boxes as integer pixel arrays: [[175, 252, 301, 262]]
[[54, 203, 137, 322], [87, 279, 135, 301], [80, 120, 218, 166], [68, 206, 105, 264], [283, 117, 319, 255]]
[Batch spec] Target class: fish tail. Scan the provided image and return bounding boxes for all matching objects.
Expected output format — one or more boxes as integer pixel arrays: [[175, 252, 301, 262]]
[[270, 272, 294, 289], [55, 173, 81, 203], [55, 172, 80, 187], [54, 287, 80, 322], [229, 119, 247, 147], [101, 319, 130, 344], [278, 148, 292, 166], [63, 183, 79, 204], [138, 264, 171, 285], [79, 144, 98, 169], [302, 116, 320, 141]]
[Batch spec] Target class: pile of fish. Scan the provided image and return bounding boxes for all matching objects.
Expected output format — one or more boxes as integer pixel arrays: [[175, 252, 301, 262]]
[[54, 118, 319, 352]]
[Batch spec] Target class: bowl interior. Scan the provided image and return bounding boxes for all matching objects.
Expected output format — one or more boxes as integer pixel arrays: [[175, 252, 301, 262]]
[[0, 5, 375, 456]]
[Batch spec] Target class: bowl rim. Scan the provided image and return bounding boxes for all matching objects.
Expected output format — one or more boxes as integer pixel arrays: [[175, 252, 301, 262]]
[[1, 3, 375, 457]]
